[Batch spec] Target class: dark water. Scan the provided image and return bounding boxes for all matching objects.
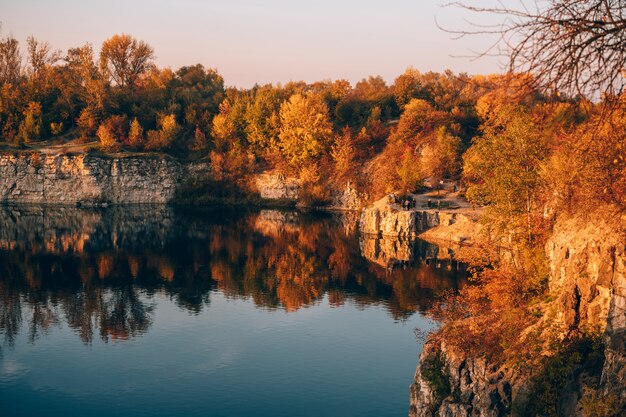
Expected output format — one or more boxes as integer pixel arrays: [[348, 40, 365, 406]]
[[0, 206, 466, 417]]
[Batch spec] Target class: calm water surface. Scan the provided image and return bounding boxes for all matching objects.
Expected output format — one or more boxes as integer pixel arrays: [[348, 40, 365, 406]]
[[0, 206, 466, 417]]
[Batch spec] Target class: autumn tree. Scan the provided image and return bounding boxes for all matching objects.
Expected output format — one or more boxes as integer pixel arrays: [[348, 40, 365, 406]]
[[244, 85, 284, 151], [543, 101, 626, 212], [127, 117, 144, 149], [64, 44, 106, 114], [190, 126, 208, 151], [395, 98, 447, 144], [397, 147, 423, 193], [463, 106, 548, 242], [99, 34, 154, 88], [76, 107, 99, 140], [278, 92, 334, 169], [17, 102, 43, 144], [167, 64, 224, 137], [156, 114, 180, 149], [26, 36, 60, 81], [331, 127, 357, 181], [0, 34, 21, 85], [394, 68, 426, 108], [97, 123, 116, 148], [420, 126, 462, 187], [211, 94, 249, 152], [96, 115, 128, 148]]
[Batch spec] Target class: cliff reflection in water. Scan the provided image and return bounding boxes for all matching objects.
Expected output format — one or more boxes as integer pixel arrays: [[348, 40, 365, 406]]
[[0, 205, 466, 345]]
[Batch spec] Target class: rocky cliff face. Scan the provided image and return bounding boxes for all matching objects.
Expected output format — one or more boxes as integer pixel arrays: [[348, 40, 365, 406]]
[[0, 152, 210, 205], [254, 173, 300, 201], [359, 205, 458, 238], [547, 211, 626, 412], [254, 172, 366, 210], [409, 210, 626, 417], [327, 181, 366, 210]]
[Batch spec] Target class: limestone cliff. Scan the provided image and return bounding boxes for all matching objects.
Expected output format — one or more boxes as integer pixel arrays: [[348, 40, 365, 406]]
[[409, 210, 626, 417], [359, 204, 480, 241], [253, 172, 366, 210], [254, 173, 300, 201], [360, 206, 440, 238], [0, 152, 210, 205]]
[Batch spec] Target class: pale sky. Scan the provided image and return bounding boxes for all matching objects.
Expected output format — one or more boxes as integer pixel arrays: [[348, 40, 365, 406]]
[[1, 0, 503, 87]]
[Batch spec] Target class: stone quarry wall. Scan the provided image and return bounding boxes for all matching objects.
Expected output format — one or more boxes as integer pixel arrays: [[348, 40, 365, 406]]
[[253, 172, 366, 210], [359, 205, 464, 238], [0, 152, 210, 205], [409, 209, 626, 417], [254, 173, 300, 201]]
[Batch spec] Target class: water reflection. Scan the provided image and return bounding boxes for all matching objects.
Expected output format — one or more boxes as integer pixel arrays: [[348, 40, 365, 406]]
[[0, 205, 466, 345]]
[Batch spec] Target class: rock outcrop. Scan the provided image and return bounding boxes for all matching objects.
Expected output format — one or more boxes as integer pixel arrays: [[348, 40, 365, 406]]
[[0, 152, 210, 205], [409, 209, 626, 417], [254, 172, 366, 210], [327, 181, 366, 210], [359, 204, 470, 238], [254, 172, 300, 201]]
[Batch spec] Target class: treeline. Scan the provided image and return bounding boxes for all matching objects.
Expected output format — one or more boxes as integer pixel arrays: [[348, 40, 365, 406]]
[[0, 33, 524, 201], [0, 32, 623, 211]]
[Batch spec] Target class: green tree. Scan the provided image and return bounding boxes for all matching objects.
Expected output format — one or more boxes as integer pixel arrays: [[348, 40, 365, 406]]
[[167, 64, 224, 135]]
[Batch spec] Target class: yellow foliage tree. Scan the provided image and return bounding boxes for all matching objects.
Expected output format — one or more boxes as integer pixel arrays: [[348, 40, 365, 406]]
[[278, 92, 333, 169], [96, 123, 116, 149], [18, 101, 42, 144], [397, 147, 423, 193], [158, 114, 180, 149], [127, 118, 144, 149], [331, 127, 356, 181]]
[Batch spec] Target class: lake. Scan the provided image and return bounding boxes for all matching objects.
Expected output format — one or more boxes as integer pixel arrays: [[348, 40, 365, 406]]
[[0, 205, 466, 417]]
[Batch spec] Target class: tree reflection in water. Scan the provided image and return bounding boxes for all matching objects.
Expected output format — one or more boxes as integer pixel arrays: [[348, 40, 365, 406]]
[[0, 205, 466, 345]]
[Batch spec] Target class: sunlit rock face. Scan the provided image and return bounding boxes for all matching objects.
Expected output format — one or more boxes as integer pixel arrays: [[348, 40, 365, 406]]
[[546, 213, 625, 334], [254, 173, 366, 210], [254, 173, 300, 201], [546, 212, 626, 407], [0, 152, 210, 205], [408, 210, 626, 417], [359, 206, 440, 238], [327, 181, 366, 210]]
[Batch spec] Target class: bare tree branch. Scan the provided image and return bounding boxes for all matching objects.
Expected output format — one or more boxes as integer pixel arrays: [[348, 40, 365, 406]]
[[442, 1, 626, 98]]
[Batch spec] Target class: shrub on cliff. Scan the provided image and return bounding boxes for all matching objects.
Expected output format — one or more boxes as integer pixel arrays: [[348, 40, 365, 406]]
[[420, 351, 452, 409]]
